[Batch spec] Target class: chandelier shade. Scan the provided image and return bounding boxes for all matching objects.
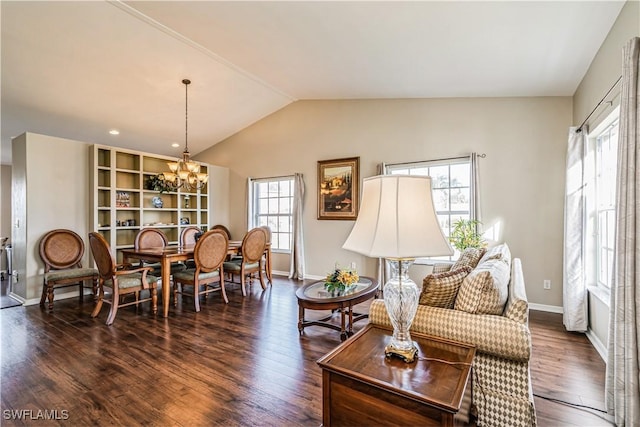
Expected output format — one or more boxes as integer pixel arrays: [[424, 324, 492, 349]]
[[161, 79, 208, 191]]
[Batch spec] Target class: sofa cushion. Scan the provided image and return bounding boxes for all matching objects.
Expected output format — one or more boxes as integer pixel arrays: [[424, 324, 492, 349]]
[[419, 266, 471, 308], [455, 257, 511, 315], [451, 247, 486, 271]]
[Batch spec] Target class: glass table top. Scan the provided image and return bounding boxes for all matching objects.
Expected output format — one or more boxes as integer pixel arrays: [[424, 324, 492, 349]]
[[302, 277, 374, 300]]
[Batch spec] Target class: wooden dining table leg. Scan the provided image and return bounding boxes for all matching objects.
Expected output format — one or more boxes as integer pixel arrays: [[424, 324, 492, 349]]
[[161, 257, 171, 318]]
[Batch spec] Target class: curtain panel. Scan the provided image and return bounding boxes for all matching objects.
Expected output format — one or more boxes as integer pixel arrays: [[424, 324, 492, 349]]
[[606, 36, 640, 427], [562, 127, 588, 332], [289, 173, 306, 280]]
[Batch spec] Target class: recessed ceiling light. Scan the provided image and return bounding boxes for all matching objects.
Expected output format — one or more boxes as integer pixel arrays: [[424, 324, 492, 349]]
[[171, 143, 180, 148], [109, 129, 120, 135]]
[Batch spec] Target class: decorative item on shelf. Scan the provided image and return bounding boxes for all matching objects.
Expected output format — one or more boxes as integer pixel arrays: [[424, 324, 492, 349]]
[[449, 219, 487, 252], [115, 192, 130, 208], [184, 194, 190, 208], [152, 196, 164, 209], [146, 174, 176, 193], [180, 217, 190, 225], [324, 266, 359, 296], [342, 175, 453, 363], [161, 79, 209, 191]]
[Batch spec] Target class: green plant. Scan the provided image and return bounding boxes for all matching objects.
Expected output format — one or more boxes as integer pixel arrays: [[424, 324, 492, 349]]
[[449, 219, 487, 251], [324, 267, 359, 294], [145, 174, 175, 193]]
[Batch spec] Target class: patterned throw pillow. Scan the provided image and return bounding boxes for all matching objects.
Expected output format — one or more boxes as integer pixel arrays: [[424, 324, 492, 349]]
[[451, 247, 486, 271], [478, 242, 511, 265], [419, 266, 472, 308], [454, 257, 511, 315]]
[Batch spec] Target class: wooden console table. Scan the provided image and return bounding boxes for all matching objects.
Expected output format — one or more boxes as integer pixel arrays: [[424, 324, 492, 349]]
[[317, 324, 475, 426]]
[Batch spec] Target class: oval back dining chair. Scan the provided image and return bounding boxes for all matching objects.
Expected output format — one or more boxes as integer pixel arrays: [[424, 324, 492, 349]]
[[134, 228, 186, 274], [172, 229, 229, 312], [88, 232, 158, 325], [38, 229, 98, 310], [180, 226, 202, 247], [223, 227, 267, 296], [258, 225, 273, 284], [211, 224, 232, 240]]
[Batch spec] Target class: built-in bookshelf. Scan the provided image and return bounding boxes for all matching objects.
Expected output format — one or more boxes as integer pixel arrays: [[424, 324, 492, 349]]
[[90, 144, 210, 261]]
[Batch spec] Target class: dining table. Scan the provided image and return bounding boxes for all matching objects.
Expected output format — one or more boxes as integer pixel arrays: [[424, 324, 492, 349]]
[[121, 240, 270, 317]]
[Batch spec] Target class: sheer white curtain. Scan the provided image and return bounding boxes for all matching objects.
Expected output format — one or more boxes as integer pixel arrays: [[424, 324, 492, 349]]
[[562, 127, 588, 332], [289, 173, 306, 280], [606, 36, 640, 426], [470, 152, 482, 224]]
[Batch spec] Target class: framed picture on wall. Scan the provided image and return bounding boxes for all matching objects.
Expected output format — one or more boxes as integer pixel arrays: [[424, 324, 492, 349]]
[[317, 157, 359, 220]]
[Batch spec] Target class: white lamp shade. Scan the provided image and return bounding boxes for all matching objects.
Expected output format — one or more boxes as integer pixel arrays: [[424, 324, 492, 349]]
[[342, 175, 453, 259]]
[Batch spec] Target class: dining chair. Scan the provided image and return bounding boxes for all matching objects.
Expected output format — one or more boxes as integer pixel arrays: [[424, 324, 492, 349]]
[[134, 228, 186, 274], [211, 224, 232, 241], [172, 229, 229, 311], [180, 226, 202, 268], [258, 225, 272, 284], [88, 232, 158, 325], [223, 227, 268, 296], [38, 229, 99, 310]]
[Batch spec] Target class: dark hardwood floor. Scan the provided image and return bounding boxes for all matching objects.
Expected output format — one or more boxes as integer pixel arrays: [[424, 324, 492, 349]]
[[1, 277, 612, 426]]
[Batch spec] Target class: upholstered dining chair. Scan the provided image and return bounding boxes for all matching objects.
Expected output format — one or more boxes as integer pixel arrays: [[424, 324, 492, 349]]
[[211, 224, 231, 241], [134, 228, 186, 275], [258, 225, 272, 284], [38, 229, 99, 310], [180, 226, 202, 246], [180, 226, 202, 268], [223, 227, 268, 296], [172, 229, 229, 311], [88, 232, 158, 325]]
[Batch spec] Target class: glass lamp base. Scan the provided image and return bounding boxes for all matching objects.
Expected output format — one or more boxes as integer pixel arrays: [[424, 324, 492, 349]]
[[384, 342, 418, 363]]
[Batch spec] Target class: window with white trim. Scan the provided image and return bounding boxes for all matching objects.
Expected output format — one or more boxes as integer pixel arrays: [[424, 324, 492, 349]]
[[594, 118, 618, 290], [385, 158, 474, 262], [249, 176, 294, 252]]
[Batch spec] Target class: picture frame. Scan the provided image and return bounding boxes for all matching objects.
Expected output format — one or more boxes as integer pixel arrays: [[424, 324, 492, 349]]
[[317, 157, 360, 220]]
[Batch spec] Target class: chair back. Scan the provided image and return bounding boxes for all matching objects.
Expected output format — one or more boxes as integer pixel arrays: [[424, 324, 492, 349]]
[[39, 229, 85, 272], [259, 226, 272, 244], [193, 230, 229, 272], [241, 228, 267, 263], [180, 226, 202, 247], [88, 232, 116, 280], [211, 224, 232, 240], [135, 228, 168, 250]]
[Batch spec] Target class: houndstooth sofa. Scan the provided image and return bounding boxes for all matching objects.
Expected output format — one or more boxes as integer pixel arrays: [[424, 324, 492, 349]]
[[369, 254, 536, 427]]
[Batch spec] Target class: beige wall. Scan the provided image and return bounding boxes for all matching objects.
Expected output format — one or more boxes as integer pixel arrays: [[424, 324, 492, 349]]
[[198, 97, 572, 308], [11, 132, 91, 303], [572, 0, 639, 355]]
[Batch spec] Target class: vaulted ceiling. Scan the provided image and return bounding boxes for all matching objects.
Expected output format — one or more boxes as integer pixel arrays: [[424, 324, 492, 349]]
[[1, 1, 626, 164]]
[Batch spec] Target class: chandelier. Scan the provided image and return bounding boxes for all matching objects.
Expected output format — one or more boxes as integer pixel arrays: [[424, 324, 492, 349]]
[[161, 79, 208, 191]]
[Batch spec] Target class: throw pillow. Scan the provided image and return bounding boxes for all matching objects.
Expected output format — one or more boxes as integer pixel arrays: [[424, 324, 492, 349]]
[[454, 257, 511, 315], [419, 266, 472, 308], [478, 242, 511, 265], [451, 247, 486, 271]]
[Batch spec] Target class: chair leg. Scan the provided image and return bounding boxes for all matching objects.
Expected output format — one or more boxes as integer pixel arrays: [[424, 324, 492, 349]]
[[78, 280, 84, 303], [194, 283, 201, 313], [258, 261, 266, 290], [151, 286, 158, 315], [92, 277, 98, 301], [173, 282, 179, 307], [47, 285, 55, 310], [91, 280, 104, 318], [220, 280, 229, 304], [39, 281, 48, 308]]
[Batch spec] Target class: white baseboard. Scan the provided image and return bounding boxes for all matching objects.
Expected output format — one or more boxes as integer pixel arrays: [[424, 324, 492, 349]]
[[586, 329, 608, 362], [528, 303, 563, 313], [19, 289, 92, 307]]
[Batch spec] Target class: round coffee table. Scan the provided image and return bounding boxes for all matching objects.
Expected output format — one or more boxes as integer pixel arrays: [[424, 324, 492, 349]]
[[296, 276, 378, 341]]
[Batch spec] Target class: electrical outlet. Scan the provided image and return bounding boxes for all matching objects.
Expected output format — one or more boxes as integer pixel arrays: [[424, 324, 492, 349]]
[[350, 261, 356, 270], [543, 279, 551, 290]]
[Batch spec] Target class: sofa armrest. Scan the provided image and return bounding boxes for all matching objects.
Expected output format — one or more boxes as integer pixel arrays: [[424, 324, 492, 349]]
[[369, 299, 531, 361]]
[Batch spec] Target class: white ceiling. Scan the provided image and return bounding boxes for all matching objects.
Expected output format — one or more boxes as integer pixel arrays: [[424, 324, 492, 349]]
[[1, 1, 626, 165]]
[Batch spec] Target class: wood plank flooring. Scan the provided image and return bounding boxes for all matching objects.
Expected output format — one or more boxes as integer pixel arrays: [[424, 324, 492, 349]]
[[1, 277, 612, 426]]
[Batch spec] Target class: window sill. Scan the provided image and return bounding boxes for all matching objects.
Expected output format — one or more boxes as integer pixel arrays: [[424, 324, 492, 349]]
[[587, 285, 611, 307]]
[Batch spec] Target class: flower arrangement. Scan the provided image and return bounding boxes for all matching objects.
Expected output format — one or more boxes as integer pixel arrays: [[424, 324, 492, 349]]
[[324, 267, 359, 295], [145, 174, 176, 194]]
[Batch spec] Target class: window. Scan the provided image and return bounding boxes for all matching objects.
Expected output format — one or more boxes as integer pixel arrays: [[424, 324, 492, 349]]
[[249, 176, 294, 252], [385, 157, 474, 261], [594, 119, 618, 289]]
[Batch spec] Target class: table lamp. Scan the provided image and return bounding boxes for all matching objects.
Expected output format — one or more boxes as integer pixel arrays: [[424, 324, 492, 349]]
[[343, 175, 453, 362]]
